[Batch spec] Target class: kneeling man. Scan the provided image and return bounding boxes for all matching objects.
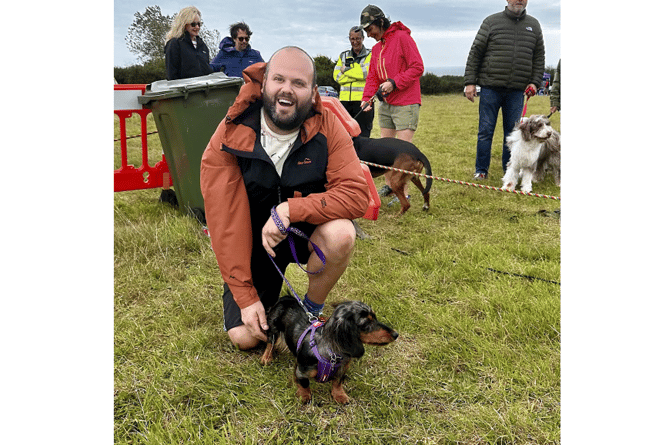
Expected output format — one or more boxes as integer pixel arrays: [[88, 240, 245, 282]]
[[201, 46, 369, 350]]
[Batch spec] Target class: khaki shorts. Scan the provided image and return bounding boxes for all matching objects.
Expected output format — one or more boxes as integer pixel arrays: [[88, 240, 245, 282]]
[[377, 102, 420, 131]]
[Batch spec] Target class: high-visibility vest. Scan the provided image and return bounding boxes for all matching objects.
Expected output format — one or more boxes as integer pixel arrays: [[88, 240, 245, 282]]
[[333, 47, 372, 101]]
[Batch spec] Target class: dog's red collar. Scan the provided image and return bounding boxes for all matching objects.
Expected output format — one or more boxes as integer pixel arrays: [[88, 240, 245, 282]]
[[297, 321, 342, 383]]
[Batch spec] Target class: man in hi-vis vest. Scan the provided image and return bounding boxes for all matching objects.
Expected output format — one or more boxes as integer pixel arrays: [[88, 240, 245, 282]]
[[334, 26, 374, 137]]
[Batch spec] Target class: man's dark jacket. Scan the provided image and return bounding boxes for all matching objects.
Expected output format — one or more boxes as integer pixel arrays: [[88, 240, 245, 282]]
[[465, 7, 545, 90]]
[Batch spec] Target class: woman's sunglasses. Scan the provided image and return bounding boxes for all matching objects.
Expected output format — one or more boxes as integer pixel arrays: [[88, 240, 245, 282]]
[[190, 21, 202, 28]]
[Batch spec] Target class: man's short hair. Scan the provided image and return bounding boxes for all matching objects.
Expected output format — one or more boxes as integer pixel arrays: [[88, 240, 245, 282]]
[[230, 22, 252, 39], [349, 26, 364, 37], [266, 46, 317, 88]]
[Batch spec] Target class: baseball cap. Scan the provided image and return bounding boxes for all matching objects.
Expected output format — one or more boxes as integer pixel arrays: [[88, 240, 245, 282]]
[[360, 4, 385, 29]]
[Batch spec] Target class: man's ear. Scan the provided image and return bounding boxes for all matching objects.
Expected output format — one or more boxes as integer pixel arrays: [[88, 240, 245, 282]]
[[312, 86, 318, 104]]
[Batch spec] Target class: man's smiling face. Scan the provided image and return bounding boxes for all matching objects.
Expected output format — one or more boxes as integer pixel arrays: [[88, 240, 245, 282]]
[[262, 48, 317, 134]]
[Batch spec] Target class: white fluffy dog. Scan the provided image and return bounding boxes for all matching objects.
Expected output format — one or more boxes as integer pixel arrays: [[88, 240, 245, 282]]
[[501, 115, 561, 193]]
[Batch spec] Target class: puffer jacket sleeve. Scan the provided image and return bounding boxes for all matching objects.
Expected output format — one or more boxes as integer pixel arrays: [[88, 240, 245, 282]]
[[287, 111, 369, 225], [200, 126, 260, 310], [529, 22, 545, 88], [464, 20, 489, 86]]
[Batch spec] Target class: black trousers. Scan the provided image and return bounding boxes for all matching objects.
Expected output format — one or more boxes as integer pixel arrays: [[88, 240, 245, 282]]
[[222, 222, 316, 331], [341, 100, 374, 138]]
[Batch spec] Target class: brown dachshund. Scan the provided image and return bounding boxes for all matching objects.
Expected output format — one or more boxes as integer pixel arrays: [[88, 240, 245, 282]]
[[261, 296, 398, 404]]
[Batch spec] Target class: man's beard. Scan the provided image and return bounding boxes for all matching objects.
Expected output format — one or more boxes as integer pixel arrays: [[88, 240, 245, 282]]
[[262, 91, 312, 132], [508, 3, 526, 15]]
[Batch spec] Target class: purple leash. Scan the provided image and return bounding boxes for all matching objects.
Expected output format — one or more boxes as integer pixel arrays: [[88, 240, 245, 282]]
[[267, 206, 326, 319], [267, 206, 342, 381]]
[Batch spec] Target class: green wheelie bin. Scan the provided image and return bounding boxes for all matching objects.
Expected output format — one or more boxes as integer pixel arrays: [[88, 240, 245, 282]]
[[138, 73, 244, 223]]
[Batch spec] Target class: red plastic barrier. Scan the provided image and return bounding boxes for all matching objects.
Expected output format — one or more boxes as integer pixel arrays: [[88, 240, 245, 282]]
[[319, 96, 361, 137], [114, 84, 172, 192], [320, 96, 378, 220], [361, 164, 380, 220]]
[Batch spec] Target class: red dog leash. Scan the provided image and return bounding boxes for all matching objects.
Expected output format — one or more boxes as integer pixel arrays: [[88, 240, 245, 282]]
[[522, 85, 535, 118]]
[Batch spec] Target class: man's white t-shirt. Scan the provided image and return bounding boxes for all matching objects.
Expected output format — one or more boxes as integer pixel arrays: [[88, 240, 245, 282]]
[[260, 110, 300, 177]]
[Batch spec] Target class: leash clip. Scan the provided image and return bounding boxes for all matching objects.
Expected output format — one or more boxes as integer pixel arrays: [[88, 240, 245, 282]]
[[330, 353, 342, 366]]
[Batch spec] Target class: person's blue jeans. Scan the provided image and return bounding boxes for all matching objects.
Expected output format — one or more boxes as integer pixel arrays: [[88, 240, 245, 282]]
[[475, 87, 525, 175]]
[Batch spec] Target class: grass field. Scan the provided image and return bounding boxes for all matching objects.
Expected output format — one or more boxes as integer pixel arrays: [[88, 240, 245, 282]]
[[114, 94, 560, 444]]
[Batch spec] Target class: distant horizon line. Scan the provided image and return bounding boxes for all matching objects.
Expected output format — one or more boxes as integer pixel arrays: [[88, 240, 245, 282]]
[[424, 66, 465, 76]]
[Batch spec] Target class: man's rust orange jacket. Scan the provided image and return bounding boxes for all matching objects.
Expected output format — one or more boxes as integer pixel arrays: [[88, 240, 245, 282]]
[[201, 63, 369, 309]]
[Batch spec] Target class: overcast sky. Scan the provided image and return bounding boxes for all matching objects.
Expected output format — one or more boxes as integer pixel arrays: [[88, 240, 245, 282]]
[[114, 0, 561, 73]]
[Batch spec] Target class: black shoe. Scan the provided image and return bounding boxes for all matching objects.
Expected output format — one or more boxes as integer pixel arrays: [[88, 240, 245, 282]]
[[387, 194, 410, 207], [378, 185, 393, 197]]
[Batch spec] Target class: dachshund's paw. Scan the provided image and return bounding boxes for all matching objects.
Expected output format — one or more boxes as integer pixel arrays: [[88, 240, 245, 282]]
[[260, 343, 274, 365], [332, 384, 350, 404], [332, 390, 350, 404], [297, 387, 312, 404]]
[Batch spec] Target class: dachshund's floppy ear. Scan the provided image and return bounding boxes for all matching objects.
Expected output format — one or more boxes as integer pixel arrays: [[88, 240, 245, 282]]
[[330, 311, 366, 358]]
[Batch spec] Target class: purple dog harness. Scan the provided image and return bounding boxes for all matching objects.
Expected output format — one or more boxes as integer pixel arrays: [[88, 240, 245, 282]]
[[267, 206, 342, 382], [296, 321, 342, 383]]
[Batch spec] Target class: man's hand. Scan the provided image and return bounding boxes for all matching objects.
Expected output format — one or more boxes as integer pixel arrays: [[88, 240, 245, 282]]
[[464, 85, 477, 102], [525, 84, 537, 97], [261, 202, 290, 257], [240, 300, 268, 342], [550, 106, 559, 114]]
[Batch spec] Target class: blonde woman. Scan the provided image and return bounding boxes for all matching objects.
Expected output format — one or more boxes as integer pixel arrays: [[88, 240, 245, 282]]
[[165, 6, 213, 80]]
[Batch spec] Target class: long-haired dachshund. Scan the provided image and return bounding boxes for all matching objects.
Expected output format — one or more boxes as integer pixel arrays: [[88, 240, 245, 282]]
[[261, 296, 398, 404], [352, 136, 432, 215]]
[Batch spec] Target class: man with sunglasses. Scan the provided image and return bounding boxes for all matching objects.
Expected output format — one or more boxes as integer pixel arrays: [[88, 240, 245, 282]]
[[210, 22, 264, 77]]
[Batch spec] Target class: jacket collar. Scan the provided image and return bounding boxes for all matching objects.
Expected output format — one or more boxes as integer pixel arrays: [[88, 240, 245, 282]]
[[220, 63, 325, 153], [350, 45, 370, 59], [178, 34, 203, 45]]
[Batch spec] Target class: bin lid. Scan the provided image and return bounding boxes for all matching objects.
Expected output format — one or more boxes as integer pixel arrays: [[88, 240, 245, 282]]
[[138, 73, 244, 104]]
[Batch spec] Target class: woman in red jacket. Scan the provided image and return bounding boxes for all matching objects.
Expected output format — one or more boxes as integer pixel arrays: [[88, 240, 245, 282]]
[[359, 5, 424, 197]]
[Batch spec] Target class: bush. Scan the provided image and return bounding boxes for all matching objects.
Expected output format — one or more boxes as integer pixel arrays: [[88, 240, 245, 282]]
[[314, 55, 338, 90], [114, 59, 167, 85], [420, 72, 465, 95]]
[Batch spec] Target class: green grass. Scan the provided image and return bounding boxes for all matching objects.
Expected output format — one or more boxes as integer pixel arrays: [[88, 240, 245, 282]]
[[115, 94, 560, 444]]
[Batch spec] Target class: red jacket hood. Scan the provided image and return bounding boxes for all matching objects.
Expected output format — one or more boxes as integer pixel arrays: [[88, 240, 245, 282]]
[[383, 21, 411, 38]]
